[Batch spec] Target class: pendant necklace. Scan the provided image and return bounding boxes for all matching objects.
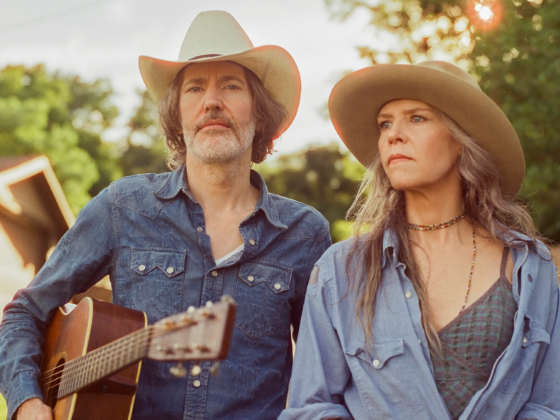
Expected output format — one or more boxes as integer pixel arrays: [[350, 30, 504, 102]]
[[408, 214, 476, 314]]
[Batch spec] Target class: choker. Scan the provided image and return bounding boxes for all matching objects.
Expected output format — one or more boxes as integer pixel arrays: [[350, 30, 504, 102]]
[[408, 214, 465, 231]]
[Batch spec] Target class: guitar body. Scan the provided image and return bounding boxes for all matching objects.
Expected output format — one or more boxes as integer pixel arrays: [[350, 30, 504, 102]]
[[41, 298, 147, 420]]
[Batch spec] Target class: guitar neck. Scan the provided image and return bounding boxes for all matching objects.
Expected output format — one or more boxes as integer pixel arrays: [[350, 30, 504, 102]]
[[57, 328, 150, 398]]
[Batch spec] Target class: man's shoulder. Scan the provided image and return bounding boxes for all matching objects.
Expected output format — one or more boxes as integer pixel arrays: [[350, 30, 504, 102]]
[[268, 193, 330, 240], [108, 172, 175, 217]]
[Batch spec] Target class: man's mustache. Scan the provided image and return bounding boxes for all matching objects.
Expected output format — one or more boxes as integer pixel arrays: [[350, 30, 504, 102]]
[[194, 111, 236, 132]]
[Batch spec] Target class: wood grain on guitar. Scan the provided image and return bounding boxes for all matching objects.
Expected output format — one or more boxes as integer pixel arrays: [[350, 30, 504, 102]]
[[39, 296, 236, 420]]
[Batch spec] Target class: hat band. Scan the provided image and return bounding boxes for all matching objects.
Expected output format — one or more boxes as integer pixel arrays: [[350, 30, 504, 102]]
[[189, 53, 223, 60]]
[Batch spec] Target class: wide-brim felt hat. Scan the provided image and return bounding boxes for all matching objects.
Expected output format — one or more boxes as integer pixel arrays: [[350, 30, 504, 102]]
[[328, 61, 525, 198], [139, 10, 301, 136]]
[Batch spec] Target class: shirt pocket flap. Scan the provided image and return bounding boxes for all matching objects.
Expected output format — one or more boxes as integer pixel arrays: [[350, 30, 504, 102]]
[[238, 262, 292, 293], [346, 339, 404, 369], [131, 249, 186, 278]]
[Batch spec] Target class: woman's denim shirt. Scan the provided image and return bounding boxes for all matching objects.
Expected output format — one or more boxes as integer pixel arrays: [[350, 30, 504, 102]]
[[0, 167, 331, 420], [281, 230, 560, 420]]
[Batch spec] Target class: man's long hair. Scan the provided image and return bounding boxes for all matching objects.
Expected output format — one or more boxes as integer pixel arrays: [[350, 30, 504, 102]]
[[158, 63, 288, 170], [346, 108, 538, 353]]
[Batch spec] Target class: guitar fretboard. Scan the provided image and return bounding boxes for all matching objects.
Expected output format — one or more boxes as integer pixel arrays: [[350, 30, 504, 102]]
[[57, 328, 150, 398]]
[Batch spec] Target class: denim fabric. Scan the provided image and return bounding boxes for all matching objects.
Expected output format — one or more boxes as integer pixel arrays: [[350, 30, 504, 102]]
[[280, 230, 560, 420], [0, 166, 331, 420]]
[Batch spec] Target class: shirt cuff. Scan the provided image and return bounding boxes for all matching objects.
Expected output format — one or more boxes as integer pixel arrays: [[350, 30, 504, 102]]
[[6, 372, 44, 420]]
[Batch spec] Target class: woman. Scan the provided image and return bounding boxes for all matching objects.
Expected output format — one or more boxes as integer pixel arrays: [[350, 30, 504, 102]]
[[279, 61, 560, 420]]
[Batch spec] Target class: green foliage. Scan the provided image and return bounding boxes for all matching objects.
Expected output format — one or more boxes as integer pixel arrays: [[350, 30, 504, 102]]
[[0, 393, 5, 420], [325, 0, 560, 241], [120, 90, 169, 176], [256, 144, 364, 242], [0, 65, 122, 213]]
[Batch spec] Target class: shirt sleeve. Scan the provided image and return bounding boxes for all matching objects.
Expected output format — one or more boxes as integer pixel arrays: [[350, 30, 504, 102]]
[[0, 187, 115, 420], [291, 224, 331, 342], [280, 265, 352, 420], [516, 277, 560, 420]]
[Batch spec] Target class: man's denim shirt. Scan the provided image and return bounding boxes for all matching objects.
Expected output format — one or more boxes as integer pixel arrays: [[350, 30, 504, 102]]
[[280, 230, 560, 420], [0, 167, 331, 420]]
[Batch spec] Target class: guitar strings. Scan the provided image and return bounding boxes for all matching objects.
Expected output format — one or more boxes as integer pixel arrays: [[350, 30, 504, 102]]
[[39, 324, 182, 394]]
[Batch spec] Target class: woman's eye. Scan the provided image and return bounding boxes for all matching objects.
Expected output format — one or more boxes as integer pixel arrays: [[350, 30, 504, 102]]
[[225, 84, 239, 90], [379, 121, 391, 130], [187, 86, 201, 93], [411, 115, 425, 123]]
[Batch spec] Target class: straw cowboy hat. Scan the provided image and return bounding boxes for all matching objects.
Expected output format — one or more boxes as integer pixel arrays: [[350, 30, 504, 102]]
[[328, 61, 525, 198], [139, 10, 301, 135]]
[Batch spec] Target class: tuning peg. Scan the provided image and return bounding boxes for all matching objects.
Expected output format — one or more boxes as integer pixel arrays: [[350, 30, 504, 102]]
[[221, 295, 235, 304], [200, 309, 215, 319], [187, 306, 196, 313], [205, 301, 213, 308], [170, 362, 187, 378], [165, 320, 176, 327], [180, 315, 196, 325], [156, 345, 174, 354], [194, 344, 209, 352], [191, 363, 202, 376], [173, 343, 191, 353], [210, 361, 220, 376]]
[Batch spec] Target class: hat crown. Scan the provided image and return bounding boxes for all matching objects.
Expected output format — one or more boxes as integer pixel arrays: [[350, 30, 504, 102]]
[[417, 61, 481, 91], [178, 11, 254, 61]]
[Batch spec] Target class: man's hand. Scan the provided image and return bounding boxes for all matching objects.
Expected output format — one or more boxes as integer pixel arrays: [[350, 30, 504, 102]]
[[16, 398, 52, 420]]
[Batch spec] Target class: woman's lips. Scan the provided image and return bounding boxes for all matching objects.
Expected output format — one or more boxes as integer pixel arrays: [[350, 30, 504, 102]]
[[388, 154, 412, 164]]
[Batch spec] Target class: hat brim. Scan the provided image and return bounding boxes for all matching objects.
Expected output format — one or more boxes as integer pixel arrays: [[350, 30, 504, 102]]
[[328, 65, 525, 198], [139, 45, 301, 136]]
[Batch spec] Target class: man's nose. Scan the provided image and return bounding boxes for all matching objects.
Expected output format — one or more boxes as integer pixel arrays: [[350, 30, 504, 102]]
[[203, 86, 223, 111]]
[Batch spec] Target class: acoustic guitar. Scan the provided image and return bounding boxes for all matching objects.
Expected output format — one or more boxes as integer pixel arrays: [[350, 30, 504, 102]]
[[39, 296, 236, 420]]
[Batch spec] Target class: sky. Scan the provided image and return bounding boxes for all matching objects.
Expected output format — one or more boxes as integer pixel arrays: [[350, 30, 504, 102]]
[[0, 0, 377, 156]]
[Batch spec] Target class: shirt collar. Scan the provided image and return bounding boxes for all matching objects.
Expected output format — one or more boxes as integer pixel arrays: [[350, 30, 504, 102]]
[[381, 228, 400, 268], [153, 165, 287, 230]]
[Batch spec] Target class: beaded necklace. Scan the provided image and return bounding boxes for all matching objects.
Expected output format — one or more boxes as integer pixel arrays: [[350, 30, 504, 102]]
[[408, 214, 476, 314], [408, 214, 465, 231]]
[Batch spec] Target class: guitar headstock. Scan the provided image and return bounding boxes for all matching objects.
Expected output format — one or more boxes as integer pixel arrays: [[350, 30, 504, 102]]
[[147, 297, 236, 362]]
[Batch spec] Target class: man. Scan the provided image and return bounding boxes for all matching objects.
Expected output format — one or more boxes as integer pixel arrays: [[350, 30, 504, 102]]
[[0, 11, 331, 420]]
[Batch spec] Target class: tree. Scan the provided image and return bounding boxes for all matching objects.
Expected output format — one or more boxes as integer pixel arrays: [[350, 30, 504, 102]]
[[256, 144, 364, 241], [0, 64, 122, 213], [325, 0, 560, 240], [120, 90, 169, 176]]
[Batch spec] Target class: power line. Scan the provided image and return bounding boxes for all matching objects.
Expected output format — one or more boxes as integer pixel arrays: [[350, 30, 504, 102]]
[[0, 0, 115, 35]]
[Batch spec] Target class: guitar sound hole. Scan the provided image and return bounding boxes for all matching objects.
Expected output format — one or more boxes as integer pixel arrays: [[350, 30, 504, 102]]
[[45, 358, 65, 409]]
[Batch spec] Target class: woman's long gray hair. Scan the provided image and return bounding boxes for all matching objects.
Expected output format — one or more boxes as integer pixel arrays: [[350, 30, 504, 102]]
[[346, 108, 538, 352]]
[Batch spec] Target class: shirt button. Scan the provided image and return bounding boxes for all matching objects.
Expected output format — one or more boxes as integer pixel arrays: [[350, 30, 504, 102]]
[[197, 227, 203, 232], [248, 275, 255, 282], [274, 283, 281, 290], [211, 270, 218, 277], [522, 337, 528, 344], [138, 265, 146, 272], [418, 339, 422, 345], [166, 267, 174, 274], [405, 291, 412, 299], [372, 359, 380, 367], [249, 239, 256, 246], [193, 380, 201, 388]]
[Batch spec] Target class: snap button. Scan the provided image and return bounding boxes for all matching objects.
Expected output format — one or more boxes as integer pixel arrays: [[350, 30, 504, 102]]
[[249, 239, 256, 246], [405, 291, 412, 299], [248, 275, 255, 282], [274, 283, 281, 290], [211, 270, 218, 277], [372, 359, 380, 367], [522, 337, 528, 344], [138, 265, 146, 272], [166, 267, 174, 274], [197, 227, 203, 232], [193, 379, 201, 388]]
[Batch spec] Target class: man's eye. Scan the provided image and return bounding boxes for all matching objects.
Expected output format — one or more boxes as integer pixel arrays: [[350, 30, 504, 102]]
[[411, 115, 425, 122], [187, 86, 202, 93], [225, 85, 239, 90]]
